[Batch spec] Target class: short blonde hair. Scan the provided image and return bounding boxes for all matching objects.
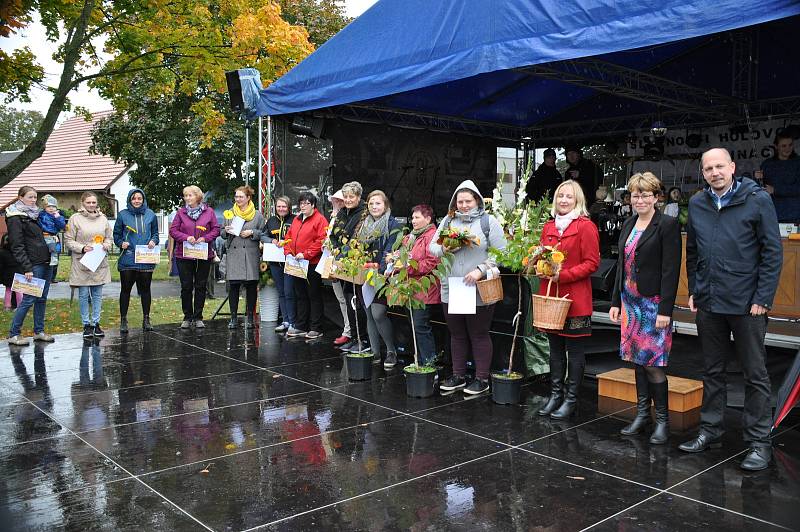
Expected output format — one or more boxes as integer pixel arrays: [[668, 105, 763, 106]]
[[627, 172, 662, 194], [341, 181, 362, 198], [182, 185, 204, 202], [550, 180, 589, 217]]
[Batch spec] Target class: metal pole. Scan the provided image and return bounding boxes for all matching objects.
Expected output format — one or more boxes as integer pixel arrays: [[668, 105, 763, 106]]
[[258, 116, 263, 213], [244, 122, 250, 186], [266, 116, 273, 214]]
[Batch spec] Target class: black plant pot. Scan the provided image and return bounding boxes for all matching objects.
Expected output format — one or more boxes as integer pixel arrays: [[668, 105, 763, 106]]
[[491, 373, 523, 404], [346, 354, 373, 381], [404, 367, 436, 398]]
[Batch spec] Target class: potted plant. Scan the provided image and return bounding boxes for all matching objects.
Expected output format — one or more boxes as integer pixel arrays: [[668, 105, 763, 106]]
[[488, 160, 552, 404], [381, 233, 451, 397], [334, 238, 380, 381]]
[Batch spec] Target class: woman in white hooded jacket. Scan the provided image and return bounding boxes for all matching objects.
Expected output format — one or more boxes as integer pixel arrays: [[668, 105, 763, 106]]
[[430, 179, 507, 395]]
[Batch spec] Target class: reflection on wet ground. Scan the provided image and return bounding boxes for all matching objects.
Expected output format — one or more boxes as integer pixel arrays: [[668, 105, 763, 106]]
[[0, 320, 797, 531]]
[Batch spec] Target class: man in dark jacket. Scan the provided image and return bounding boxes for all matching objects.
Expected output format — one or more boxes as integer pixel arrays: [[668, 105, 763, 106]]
[[526, 148, 562, 202], [563, 146, 602, 202], [680, 148, 783, 471]]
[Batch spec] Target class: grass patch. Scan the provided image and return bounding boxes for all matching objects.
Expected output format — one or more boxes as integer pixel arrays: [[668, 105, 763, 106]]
[[0, 296, 219, 336], [54, 252, 175, 282]]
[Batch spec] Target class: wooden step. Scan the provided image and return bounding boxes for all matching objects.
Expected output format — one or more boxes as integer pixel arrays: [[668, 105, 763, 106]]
[[597, 367, 703, 412]]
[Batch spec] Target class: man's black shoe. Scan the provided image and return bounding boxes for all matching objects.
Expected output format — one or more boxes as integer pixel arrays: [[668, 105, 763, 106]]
[[678, 433, 723, 453], [740, 446, 772, 471]]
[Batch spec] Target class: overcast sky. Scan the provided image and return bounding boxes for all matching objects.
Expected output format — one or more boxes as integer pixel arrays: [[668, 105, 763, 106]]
[[1, 0, 378, 117]]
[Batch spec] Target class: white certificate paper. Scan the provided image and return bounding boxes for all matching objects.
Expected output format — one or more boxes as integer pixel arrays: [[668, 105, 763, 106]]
[[79, 244, 106, 272], [182, 241, 209, 260], [228, 216, 246, 236], [135, 245, 161, 264], [447, 277, 476, 314], [11, 273, 45, 298], [314, 249, 332, 275], [262, 243, 286, 262]]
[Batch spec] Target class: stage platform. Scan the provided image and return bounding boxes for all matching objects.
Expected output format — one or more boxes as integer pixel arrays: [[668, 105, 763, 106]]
[[1, 319, 797, 531]]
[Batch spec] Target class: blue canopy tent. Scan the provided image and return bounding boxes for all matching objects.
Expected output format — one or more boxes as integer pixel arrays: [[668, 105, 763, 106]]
[[252, 0, 800, 143]]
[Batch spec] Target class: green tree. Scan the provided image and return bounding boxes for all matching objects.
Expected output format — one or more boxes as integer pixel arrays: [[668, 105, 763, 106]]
[[0, 106, 43, 151], [0, 1, 315, 187], [91, 0, 348, 209]]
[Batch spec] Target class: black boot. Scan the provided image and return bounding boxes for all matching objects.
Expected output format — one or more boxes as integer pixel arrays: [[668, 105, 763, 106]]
[[245, 312, 255, 329], [119, 316, 129, 334], [621, 366, 651, 435], [142, 315, 153, 332], [551, 356, 584, 420], [649, 380, 670, 444], [538, 352, 565, 416], [228, 314, 238, 329]]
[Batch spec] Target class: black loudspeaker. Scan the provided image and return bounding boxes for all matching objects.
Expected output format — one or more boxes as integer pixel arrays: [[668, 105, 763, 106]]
[[225, 70, 244, 112], [289, 115, 324, 138], [591, 258, 617, 293]]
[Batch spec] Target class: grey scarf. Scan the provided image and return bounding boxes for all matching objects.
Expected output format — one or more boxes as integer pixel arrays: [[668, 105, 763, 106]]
[[358, 209, 391, 245], [12, 200, 40, 220]]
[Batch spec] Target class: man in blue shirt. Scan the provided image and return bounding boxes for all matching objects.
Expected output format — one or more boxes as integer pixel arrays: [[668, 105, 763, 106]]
[[681, 148, 783, 471]]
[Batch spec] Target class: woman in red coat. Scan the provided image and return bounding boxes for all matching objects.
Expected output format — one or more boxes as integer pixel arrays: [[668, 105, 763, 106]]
[[536, 179, 600, 419]]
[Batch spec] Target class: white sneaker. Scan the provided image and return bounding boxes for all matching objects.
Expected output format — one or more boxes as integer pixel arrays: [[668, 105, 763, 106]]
[[32, 332, 55, 342], [8, 335, 30, 346], [194, 320, 205, 329]]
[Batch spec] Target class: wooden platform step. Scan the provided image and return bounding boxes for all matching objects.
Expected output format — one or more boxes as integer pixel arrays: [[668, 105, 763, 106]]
[[597, 368, 703, 412]]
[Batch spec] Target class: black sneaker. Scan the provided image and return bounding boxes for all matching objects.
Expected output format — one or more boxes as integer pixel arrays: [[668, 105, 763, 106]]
[[339, 340, 355, 351], [383, 352, 398, 369], [83, 325, 94, 338], [93, 324, 105, 337], [439, 375, 466, 391], [463, 379, 489, 395]]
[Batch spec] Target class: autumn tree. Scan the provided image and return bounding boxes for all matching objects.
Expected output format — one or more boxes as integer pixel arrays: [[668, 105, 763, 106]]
[[0, 0, 315, 186], [0, 106, 43, 151], [91, 0, 348, 209]]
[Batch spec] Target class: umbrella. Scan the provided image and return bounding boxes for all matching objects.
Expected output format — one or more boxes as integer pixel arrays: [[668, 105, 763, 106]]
[[772, 349, 800, 431]]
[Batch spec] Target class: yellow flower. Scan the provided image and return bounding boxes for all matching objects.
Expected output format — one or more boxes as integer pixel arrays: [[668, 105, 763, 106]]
[[223, 210, 234, 220], [521, 256, 529, 267], [551, 251, 565, 264], [196, 225, 207, 232], [93, 235, 104, 244], [125, 225, 138, 234], [271, 229, 280, 235]]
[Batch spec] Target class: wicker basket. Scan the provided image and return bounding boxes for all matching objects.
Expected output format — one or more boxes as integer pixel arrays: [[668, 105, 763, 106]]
[[531, 279, 572, 330], [477, 276, 504, 305]]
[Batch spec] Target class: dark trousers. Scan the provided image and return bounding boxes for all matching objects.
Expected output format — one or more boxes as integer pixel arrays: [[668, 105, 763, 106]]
[[119, 270, 153, 317], [228, 280, 257, 316], [410, 304, 437, 365], [695, 309, 772, 445], [293, 268, 323, 331], [176, 258, 211, 321], [343, 281, 367, 341], [269, 262, 295, 325], [443, 303, 495, 380], [546, 333, 587, 381]]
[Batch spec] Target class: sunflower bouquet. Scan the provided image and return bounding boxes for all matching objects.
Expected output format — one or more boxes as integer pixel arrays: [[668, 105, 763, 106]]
[[524, 245, 566, 277], [436, 226, 480, 250]]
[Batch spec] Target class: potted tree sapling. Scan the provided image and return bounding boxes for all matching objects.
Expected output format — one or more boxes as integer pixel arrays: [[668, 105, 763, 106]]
[[333, 237, 382, 381], [487, 160, 552, 404], [381, 234, 451, 397]]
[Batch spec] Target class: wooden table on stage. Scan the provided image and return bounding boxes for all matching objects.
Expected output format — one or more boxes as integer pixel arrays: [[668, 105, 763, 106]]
[[676, 234, 800, 319]]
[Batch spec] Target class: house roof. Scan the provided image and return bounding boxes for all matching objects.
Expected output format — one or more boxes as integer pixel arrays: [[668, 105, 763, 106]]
[[0, 111, 128, 207]]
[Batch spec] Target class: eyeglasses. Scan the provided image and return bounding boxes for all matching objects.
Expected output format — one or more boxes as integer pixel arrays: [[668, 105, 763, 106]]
[[630, 193, 654, 201]]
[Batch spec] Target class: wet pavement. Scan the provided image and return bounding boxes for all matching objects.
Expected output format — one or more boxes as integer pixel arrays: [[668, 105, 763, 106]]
[[0, 319, 798, 531]]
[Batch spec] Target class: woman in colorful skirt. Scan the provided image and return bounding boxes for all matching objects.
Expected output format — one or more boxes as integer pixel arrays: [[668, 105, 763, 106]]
[[609, 172, 681, 444]]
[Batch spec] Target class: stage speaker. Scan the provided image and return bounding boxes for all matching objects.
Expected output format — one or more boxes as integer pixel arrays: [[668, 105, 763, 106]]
[[591, 258, 617, 293], [289, 115, 324, 138], [225, 70, 244, 112]]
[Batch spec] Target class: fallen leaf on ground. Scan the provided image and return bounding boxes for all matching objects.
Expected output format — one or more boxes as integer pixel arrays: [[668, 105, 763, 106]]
[[566, 476, 585, 480]]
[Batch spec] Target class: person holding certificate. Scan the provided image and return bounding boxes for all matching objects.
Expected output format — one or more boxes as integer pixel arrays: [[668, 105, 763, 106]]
[[265, 196, 295, 332], [113, 188, 160, 334], [430, 180, 507, 395], [6, 186, 56, 345], [536, 180, 600, 419], [64, 192, 114, 338], [224, 185, 266, 329], [169, 185, 221, 329], [283, 192, 328, 339]]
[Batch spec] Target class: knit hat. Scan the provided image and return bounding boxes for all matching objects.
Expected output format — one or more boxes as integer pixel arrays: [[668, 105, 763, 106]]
[[41, 194, 58, 208]]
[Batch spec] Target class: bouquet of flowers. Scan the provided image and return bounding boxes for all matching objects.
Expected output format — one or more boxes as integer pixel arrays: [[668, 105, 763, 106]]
[[525, 245, 566, 277], [437, 226, 480, 250]]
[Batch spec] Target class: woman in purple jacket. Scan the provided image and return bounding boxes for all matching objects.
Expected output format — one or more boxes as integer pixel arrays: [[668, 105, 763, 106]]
[[169, 185, 221, 329]]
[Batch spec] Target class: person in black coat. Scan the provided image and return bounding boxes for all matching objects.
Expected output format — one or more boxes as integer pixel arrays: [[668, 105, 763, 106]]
[[526, 148, 562, 202], [609, 172, 681, 445], [265, 196, 295, 332], [679, 148, 783, 471], [5, 186, 56, 345], [564, 146, 602, 202]]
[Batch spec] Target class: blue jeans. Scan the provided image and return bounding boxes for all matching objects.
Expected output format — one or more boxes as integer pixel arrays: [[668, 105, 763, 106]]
[[410, 304, 437, 365], [9, 264, 53, 337], [79, 285, 104, 326], [275, 263, 296, 326]]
